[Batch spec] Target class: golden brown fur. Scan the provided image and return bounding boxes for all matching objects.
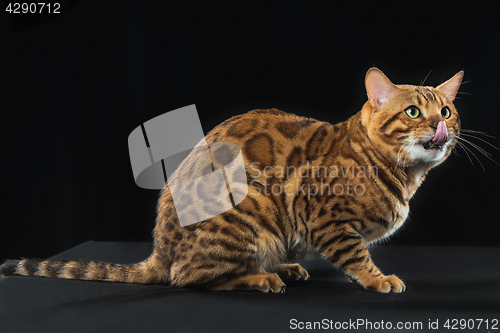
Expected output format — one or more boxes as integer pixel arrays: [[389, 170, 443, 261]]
[[0, 68, 464, 293]]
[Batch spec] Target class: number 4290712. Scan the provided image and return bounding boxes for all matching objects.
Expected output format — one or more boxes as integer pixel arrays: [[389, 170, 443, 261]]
[[443, 318, 498, 330], [5, 3, 61, 14]]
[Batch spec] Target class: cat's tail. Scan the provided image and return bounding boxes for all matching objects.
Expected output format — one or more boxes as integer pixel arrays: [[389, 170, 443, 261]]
[[0, 257, 167, 284]]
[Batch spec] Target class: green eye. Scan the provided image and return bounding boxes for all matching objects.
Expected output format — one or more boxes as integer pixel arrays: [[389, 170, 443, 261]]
[[441, 107, 451, 119], [405, 106, 420, 119]]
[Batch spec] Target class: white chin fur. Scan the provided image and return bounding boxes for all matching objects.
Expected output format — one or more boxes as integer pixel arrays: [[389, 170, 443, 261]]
[[408, 143, 448, 163]]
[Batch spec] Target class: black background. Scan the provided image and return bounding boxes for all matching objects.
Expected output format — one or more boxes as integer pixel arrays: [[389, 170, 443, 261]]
[[1, 1, 500, 260]]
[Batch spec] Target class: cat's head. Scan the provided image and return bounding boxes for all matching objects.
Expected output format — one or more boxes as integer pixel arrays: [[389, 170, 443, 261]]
[[361, 68, 463, 168]]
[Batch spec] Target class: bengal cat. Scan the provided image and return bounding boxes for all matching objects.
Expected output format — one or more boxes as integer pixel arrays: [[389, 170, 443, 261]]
[[1, 68, 464, 293]]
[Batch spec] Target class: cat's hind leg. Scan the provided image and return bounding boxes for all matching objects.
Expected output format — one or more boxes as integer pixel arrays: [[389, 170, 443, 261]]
[[275, 263, 310, 281], [208, 263, 309, 292], [210, 273, 286, 293]]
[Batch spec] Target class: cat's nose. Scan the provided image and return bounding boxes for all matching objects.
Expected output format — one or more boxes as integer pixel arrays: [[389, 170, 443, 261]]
[[428, 115, 442, 128]]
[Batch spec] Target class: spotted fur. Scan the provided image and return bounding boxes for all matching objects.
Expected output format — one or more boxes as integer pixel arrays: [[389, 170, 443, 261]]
[[1, 68, 464, 293]]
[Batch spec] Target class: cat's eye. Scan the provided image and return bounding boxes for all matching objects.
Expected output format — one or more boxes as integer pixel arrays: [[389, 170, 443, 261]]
[[441, 107, 451, 119], [405, 106, 420, 119]]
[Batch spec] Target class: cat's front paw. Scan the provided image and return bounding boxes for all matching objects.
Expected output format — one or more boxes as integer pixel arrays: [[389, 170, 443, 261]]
[[364, 275, 406, 293]]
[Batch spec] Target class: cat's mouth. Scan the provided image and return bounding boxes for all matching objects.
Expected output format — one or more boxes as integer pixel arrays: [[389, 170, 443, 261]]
[[422, 140, 444, 150], [421, 121, 449, 151]]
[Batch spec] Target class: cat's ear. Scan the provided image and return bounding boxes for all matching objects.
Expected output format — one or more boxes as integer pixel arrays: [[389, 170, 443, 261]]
[[365, 68, 399, 111], [436, 71, 464, 101]]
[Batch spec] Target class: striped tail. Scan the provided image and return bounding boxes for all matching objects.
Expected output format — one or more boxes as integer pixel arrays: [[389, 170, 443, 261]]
[[0, 257, 165, 284]]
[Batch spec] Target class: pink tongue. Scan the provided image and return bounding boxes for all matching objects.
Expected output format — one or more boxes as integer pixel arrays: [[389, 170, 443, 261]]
[[432, 121, 448, 145]]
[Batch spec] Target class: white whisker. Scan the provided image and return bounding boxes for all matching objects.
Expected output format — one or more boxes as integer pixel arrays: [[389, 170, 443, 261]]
[[459, 133, 500, 151], [456, 140, 485, 171], [455, 141, 475, 167], [461, 129, 498, 140], [458, 137, 492, 157], [457, 136, 500, 168], [421, 69, 433, 86]]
